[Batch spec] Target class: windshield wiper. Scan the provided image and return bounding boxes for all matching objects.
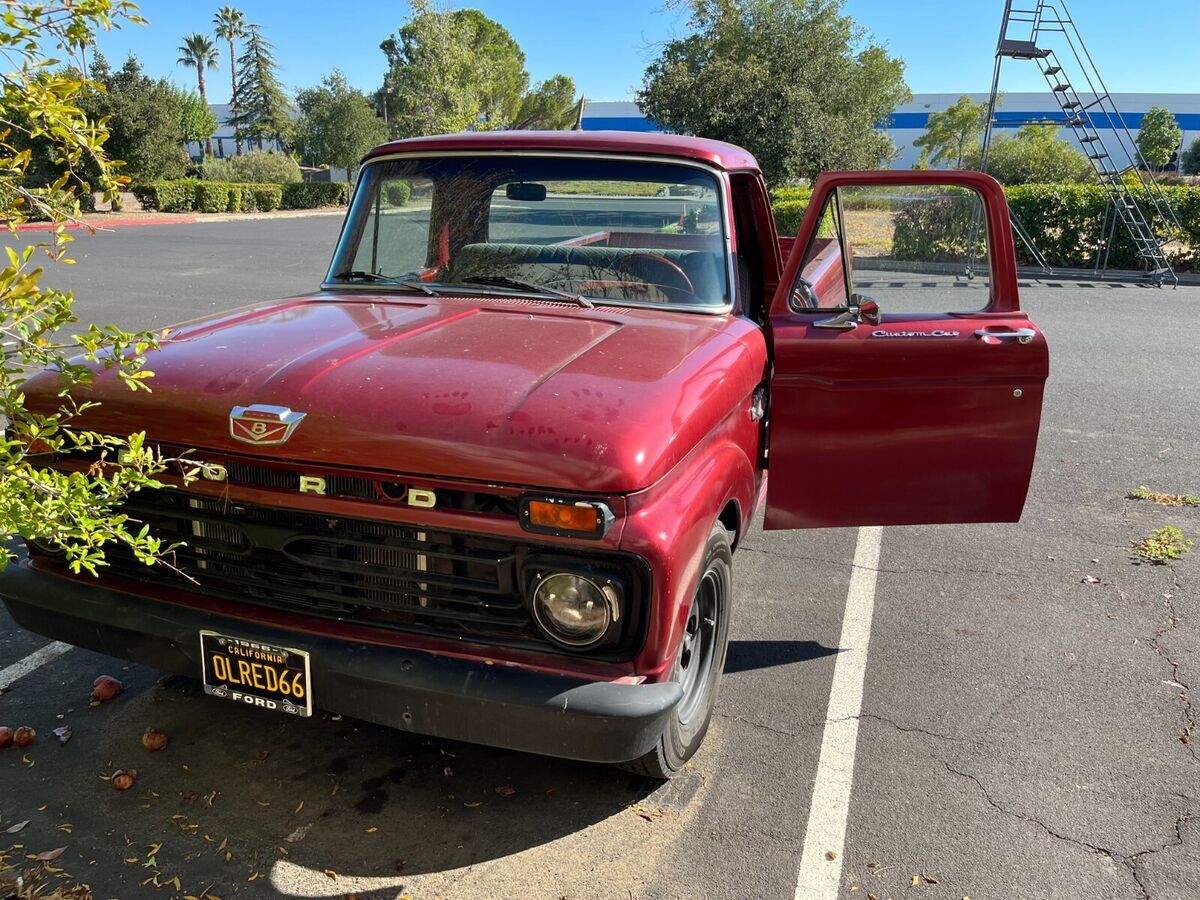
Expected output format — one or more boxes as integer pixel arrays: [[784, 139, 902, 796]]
[[331, 270, 438, 295], [458, 276, 594, 309]]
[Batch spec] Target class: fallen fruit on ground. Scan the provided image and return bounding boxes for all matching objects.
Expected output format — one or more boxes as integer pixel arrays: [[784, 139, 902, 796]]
[[91, 675, 124, 703], [13, 726, 36, 748], [0, 726, 13, 749], [142, 727, 168, 752], [111, 769, 138, 791]]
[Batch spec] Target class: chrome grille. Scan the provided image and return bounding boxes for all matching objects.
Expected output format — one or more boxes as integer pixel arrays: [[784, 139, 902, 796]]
[[107, 492, 531, 641]]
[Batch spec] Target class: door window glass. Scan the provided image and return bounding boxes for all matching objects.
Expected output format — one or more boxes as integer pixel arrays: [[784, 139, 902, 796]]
[[792, 184, 992, 314]]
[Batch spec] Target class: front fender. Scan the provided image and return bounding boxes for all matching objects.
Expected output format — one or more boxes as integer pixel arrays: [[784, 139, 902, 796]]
[[621, 416, 757, 681]]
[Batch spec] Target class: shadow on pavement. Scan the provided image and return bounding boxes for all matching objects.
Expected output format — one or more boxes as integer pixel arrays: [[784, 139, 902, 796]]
[[723, 639, 839, 674], [39, 672, 695, 898]]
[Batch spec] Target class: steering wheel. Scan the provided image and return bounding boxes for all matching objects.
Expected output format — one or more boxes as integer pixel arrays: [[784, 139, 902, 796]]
[[612, 253, 695, 297]]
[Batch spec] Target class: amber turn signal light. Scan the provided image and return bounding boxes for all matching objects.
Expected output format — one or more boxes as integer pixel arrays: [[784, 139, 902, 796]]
[[520, 497, 613, 539]]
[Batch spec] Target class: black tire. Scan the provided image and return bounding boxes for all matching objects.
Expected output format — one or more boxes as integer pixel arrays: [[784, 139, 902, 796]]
[[619, 521, 732, 779]]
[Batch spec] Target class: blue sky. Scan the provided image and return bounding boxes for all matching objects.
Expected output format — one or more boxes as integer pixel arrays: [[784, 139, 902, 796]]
[[92, 1, 1197, 104]]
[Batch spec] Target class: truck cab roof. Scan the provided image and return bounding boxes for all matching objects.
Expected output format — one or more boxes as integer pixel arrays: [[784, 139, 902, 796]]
[[361, 130, 762, 173]]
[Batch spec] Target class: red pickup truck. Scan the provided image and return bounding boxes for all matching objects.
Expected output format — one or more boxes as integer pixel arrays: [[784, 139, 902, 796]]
[[1, 131, 1048, 778]]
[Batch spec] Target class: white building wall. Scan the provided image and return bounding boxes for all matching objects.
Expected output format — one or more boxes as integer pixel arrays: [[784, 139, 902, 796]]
[[582, 94, 1200, 172], [889, 93, 1200, 171]]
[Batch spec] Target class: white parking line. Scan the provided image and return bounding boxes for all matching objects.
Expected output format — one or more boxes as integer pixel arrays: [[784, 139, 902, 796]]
[[794, 526, 883, 900], [0, 641, 73, 691]]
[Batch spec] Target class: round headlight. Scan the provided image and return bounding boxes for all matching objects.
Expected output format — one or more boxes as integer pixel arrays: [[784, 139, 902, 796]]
[[532, 573, 619, 648]]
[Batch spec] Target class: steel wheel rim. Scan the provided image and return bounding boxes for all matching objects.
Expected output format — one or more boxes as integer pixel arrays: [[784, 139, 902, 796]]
[[676, 567, 720, 726]]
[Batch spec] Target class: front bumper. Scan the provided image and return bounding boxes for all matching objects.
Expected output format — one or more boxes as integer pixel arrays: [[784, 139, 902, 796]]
[[0, 561, 681, 764]]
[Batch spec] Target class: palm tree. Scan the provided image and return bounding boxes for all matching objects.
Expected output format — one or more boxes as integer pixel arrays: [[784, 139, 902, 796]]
[[177, 33, 219, 157], [213, 6, 247, 154]]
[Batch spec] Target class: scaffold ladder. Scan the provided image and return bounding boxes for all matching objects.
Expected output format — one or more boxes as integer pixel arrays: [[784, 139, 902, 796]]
[[982, 0, 1181, 285]]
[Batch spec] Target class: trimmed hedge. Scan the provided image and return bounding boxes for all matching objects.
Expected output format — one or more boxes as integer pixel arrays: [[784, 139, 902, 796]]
[[384, 180, 411, 208], [1006, 183, 1200, 270], [280, 182, 350, 210], [252, 184, 282, 212], [768, 182, 1200, 272], [131, 179, 199, 212], [132, 180, 298, 214], [194, 181, 229, 214]]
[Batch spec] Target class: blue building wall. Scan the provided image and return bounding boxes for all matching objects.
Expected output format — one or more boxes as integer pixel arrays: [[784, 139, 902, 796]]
[[581, 94, 1200, 170]]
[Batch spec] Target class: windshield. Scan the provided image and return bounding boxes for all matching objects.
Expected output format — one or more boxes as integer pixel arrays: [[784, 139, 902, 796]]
[[327, 155, 730, 309]]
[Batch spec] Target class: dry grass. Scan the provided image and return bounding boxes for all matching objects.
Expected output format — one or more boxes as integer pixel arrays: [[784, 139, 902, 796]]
[[842, 208, 897, 256], [1128, 486, 1200, 507]]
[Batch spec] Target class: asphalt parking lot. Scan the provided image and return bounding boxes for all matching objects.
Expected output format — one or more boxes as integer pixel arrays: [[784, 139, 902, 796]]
[[1, 217, 1197, 900]]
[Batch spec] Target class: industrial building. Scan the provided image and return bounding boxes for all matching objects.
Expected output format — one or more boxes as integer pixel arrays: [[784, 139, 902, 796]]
[[579, 95, 1200, 172]]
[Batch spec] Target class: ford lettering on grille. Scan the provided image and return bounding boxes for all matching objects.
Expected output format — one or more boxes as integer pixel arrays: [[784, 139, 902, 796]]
[[229, 404, 306, 445]]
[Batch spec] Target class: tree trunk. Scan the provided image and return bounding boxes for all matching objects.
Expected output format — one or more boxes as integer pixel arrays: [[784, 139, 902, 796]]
[[229, 39, 242, 155], [198, 70, 214, 158]]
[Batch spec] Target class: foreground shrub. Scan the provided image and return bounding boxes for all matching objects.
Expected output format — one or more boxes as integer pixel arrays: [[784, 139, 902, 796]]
[[200, 150, 302, 184], [892, 191, 986, 263]]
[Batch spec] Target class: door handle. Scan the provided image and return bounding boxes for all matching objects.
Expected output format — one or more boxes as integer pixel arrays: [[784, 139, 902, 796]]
[[975, 327, 1036, 344]]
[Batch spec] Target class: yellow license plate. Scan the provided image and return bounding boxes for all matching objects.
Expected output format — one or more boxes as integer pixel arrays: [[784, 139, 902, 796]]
[[199, 631, 312, 717]]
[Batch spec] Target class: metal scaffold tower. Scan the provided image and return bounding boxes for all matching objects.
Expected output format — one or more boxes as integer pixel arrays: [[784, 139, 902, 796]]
[[982, 0, 1182, 285]]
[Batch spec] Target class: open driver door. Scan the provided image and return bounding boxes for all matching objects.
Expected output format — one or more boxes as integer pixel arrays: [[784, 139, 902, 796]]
[[764, 170, 1049, 529]]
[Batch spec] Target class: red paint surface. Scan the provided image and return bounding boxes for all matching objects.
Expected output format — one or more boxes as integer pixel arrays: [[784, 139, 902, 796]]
[[764, 170, 1049, 529], [363, 130, 761, 172], [19, 157, 1048, 688], [32, 293, 767, 496]]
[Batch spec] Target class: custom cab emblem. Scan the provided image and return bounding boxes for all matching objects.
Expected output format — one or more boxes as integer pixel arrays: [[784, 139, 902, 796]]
[[871, 329, 960, 338], [229, 404, 306, 445]]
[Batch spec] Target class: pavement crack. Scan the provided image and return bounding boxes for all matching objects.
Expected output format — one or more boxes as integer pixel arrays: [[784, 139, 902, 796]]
[[942, 760, 1116, 856], [836, 712, 962, 743], [715, 711, 960, 743], [1149, 574, 1198, 762], [713, 711, 800, 739], [943, 759, 1191, 900]]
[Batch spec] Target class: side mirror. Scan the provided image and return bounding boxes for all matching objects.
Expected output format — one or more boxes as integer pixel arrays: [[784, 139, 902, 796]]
[[813, 296, 882, 331], [856, 297, 881, 326]]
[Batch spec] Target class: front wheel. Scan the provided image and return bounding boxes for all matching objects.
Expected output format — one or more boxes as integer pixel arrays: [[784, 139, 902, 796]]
[[619, 522, 732, 779]]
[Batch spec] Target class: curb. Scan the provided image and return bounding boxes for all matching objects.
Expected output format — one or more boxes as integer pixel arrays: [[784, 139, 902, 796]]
[[10, 207, 347, 232], [15, 216, 199, 232], [1016, 266, 1200, 286]]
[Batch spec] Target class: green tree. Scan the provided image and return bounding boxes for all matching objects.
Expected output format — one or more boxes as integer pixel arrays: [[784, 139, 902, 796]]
[[378, 0, 503, 136], [229, 24, 291, 150], [84, 53, 189, 183], [1181, 136, 1200, 176], [294, 70, 389, 174], [912, 95, 988, 168], [0, 1, 212, 575], [454, 8, 527, 130], [512, 75, 581, 130], [377, 1, 575, 136], [638, 0, 910, 185], [1136, 106, 1182, 171], [176, 32, 219, 156], [173, 87, 219, 155], [969, 122, 1092, 185], [213, 5, 247, 153]]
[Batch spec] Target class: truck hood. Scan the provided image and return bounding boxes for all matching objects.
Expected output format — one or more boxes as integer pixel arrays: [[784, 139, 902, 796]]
[[44, 293, 765, 493]]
